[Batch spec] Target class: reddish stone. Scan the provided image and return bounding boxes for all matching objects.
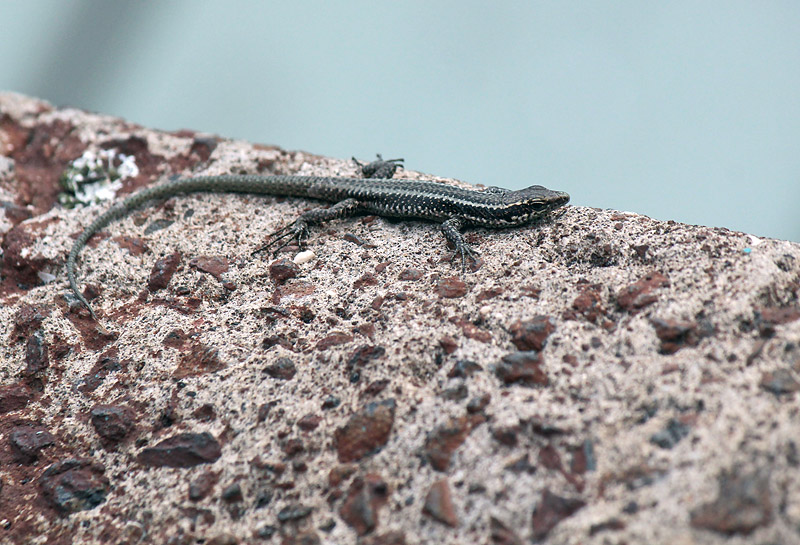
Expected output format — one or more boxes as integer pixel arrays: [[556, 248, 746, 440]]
[[269, 258, 300, 283], [448, 360, 482, 378], [192, 403, 216, 422], [339, 474, 390, 535], [756, 306, 800, 337], [0, 382, 34, 413], [355, 322, 375, 338], [476, 286, 504, 302], [531, 489, 586, 541], [760, 369, 800, 395], [570, 440, 596, 474], [651, 317, 714, 354], [449, 317, 492, 343], [24, 332, 49, 376], [113, 235, 148, 256], [297, 414, 322, 431], [439, 336, 458, 354], [189, 255, 229, 281], [162, 328, 187, 349], [252, 458, 286, 475], [9, 426, 55, 462], [78, 355, 124, 393], [466, 394, 491, 414], [292, 304, 316, 323], [690, 468, 772, 535], [435, 277, 468, 298], [495, 351, 549, 387], [148, 252, 181, 291], [424, 415, 472, 471], [221, 482, 243, 503], [347, 345, 386, 371], [504, 453, 537, 474], [616, 272, 669, 311], [39, 459, 109, 513], [277, 504, 313, 522], [184, 136, 217, 161], [281, 438, 305, 457], [362, 379, 390, 397], [262, 334, 295, 351], [633, 244, 649, 258], [520, 285, 541, 298], [7, 117, 86, 214], [3, 203, 32, 224], [398, 268, 423, 281], [188, 471, 219, 501], [538, 444, 563, 471], [328, 464, 358, 487], [354, 272, 379, 289], [370, 295, 385, 310], [334, 399, 396, 463], [137, 432, 221, 467], [491, 426, 519, 447], [359, 531, 407, 545], [90, 404, 135, 442], [571, 288, 606, 323], [272, 281, 316, 303], [280, 530, 320, 545], [257, 401, 276, 422], [264, 357, 297, 380], [316, 332, 352, 350], [422, 479, 458, 527], [2, 224, 53, 289], [489, 516, 523, 545], [342, 232, 370, 246], [757, 306, 800, 325], [174, 343, 223, 378], [509, 316, 555, 351], [11, 304, 50, 341], [439, 382, 467, 401]]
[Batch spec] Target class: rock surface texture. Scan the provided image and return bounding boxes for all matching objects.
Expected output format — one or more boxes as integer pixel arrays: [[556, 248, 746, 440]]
[[1, 92, 799, 544]]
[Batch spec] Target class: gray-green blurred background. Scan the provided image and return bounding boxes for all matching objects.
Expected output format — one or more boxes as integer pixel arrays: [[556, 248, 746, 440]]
[[2, 1, 798, 241]]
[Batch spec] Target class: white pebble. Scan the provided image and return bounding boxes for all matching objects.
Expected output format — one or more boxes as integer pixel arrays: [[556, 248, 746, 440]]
[[294, 250, 316, 265]]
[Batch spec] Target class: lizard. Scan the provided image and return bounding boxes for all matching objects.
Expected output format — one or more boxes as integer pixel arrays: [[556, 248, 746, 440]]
[[66, 156, 570, 327]]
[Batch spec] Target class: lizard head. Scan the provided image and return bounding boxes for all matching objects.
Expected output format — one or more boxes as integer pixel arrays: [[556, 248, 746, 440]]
[[496, 185, 570, 225]]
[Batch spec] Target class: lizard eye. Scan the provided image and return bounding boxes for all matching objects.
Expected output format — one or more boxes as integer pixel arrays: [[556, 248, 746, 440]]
[[530, 201, 547, 211]]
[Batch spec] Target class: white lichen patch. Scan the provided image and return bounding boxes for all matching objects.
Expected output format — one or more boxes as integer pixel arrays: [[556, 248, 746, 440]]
[[58, 148, 139, 207]]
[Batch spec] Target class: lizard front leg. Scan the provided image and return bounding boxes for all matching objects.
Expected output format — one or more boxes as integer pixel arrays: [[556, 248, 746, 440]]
[[440, 217, 481, 275], [353, 154, 404, 179]]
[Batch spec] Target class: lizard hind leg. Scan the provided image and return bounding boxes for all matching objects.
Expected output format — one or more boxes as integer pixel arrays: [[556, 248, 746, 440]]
[[252, 198, 362, 257], [251, 219, 311, 256]]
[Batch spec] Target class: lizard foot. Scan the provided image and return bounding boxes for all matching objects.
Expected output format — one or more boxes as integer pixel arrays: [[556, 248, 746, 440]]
[[252, 219, 311, 256], [448, 241, 482, 276]]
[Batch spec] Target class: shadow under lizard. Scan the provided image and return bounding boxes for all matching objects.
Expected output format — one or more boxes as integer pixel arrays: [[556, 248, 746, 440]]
[[66, 156, 570, 329]]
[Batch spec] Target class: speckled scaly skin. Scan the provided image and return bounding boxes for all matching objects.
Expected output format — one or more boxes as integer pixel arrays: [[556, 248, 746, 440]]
[[67, 169, 569, 324]]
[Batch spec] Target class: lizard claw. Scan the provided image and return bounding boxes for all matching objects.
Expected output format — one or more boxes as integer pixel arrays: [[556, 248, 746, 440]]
[[449, 242, 481, 276], [252, 219, 311, 256]]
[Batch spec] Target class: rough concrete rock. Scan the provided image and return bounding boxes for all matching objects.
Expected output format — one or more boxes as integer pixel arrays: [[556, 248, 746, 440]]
[[1, 92, 799, 544]]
